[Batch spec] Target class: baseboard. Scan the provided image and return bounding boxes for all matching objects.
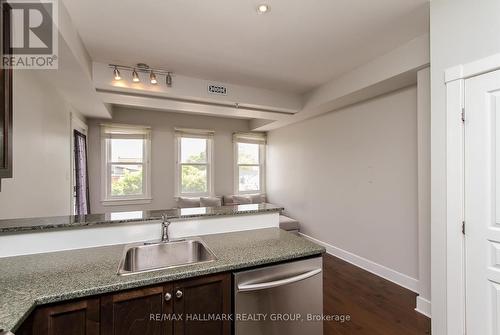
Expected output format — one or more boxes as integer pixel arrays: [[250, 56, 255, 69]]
[[415, 296, 431, 318], [299, 233, 419, 292]]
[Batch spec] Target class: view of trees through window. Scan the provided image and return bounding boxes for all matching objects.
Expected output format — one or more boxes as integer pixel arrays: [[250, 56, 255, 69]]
[[180, 138, 208, 194], [110, 139, 144, 196], [111, 166, 143, 196]]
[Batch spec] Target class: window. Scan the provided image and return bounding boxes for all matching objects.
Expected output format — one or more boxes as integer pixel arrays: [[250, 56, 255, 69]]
[[101, 124, 151, 204], [233, 132, 266, 194], [175, 128, 214, 197]]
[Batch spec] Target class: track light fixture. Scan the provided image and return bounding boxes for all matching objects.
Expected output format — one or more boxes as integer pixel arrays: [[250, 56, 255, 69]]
[[113, 66, 121, 81], [109, 64, 173, 87]]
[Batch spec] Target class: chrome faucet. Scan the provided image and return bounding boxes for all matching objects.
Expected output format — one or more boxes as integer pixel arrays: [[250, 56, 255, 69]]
[[161, 215, 171, 242], [143, 216, 172, 245]]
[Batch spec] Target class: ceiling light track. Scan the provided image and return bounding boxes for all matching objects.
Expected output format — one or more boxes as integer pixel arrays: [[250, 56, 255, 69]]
[[109, 63, 173, 86]]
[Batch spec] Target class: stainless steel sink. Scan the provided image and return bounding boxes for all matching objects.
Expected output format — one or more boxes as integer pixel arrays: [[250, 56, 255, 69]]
[[117, 238, 217, 276]]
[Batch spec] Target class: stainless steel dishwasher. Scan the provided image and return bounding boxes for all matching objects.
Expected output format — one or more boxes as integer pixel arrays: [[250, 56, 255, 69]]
[[233, 256, 323, 335]]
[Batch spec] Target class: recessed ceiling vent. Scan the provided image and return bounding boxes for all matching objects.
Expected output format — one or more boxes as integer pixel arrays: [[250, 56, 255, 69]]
[[208, 84, 227, 96]]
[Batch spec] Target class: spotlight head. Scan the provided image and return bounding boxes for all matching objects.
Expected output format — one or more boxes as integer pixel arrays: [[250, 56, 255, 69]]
[[113, 66, 121, 81], [150, 70, 158, 85], [166, 72, 172, 87], [132, 69, 140, 83]]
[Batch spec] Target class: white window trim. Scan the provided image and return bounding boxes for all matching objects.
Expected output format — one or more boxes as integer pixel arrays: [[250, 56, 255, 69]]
[[233, 141, 266, 195], [174, 130, 215, 198], [100, 124, 152, 205]]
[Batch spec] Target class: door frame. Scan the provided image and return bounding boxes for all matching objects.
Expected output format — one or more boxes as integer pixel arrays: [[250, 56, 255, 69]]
[[442, 53, 500, 335]]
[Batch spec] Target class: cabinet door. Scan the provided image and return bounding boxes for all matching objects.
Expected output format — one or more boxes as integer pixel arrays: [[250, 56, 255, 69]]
[[100, 284, 173, 335], [173, 273, 231, 335], [33, 298, 99, 335]]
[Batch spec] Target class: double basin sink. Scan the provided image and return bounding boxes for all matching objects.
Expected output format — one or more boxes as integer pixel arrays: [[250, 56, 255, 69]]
[[117, 238, 217, 275]]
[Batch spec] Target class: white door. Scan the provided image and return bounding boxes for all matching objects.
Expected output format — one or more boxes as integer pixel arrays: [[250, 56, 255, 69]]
[[465, 69, 500, 335]]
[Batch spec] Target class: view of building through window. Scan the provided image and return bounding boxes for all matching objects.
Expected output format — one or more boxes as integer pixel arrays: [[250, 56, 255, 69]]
[[180, 137, 208, 194], [237, 142, 260, 192], [110, 138, 144, 196]]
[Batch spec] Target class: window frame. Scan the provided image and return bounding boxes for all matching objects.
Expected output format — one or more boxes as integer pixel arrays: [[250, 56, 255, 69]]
[[100, 124, 152, 205], [234, 141, 266, 195], [174, 130, 214, 198]]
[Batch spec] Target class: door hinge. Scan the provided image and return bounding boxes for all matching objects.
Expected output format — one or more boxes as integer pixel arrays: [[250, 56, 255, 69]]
[[461, 107, 466, 122], [462, 221, 465, 235]]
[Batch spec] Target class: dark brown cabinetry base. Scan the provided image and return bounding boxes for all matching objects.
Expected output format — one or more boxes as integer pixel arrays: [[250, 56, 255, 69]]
[[173, 273, 231, 335], [32, 298, 99, 335], [18, 273, 231, 335], [101, 285, 171, 335]]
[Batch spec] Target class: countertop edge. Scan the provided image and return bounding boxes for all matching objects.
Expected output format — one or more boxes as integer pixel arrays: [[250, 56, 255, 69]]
[[0, 205, 284, 234]]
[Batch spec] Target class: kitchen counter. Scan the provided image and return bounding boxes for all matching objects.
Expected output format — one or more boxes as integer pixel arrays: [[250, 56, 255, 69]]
[[0, 227, 324, 333], [0, 203, 283, 234]]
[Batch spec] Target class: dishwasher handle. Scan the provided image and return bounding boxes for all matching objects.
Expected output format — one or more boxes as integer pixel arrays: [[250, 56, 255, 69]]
[[237, 268, 322, 292]]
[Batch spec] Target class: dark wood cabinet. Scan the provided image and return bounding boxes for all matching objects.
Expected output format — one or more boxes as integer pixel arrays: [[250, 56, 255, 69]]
[[32, 298, 99, 335], [100, 284, 173, 335], [173, 273, 231, 335], [19, 273, 231, 335]]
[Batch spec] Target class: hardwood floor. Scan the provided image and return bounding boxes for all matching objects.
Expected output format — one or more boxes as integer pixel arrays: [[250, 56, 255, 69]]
[[323, 254, 431, 335]]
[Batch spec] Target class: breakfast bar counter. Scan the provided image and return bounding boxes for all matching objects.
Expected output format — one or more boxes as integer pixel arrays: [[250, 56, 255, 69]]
[[0, 228, 324, 333], [0, 203, 283, 234]]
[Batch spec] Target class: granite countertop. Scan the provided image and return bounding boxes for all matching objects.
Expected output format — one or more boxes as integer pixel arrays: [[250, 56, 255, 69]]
[[0, 227, 324, 333], [0, 203, 283, 234]]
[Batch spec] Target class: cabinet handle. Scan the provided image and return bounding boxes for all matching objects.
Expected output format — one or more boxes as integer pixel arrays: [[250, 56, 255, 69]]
[[175, 290, 183, 299], [165, 292, 172, 301]]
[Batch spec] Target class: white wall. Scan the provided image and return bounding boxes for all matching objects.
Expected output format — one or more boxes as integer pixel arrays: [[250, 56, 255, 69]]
[[266, 86, 418, 281], [87, 108, 249, 213], [0, 71, 72, 219], [430, 0, 500, 333]]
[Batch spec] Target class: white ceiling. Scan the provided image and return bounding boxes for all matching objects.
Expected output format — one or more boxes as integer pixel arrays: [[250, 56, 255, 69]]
[[63, 0, 429, 94]]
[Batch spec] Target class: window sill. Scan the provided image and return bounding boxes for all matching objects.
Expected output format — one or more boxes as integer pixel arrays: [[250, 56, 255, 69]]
[[174, 193, 215, 199], [101, 198, 152, 206], [235, 191, 263, 195]]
